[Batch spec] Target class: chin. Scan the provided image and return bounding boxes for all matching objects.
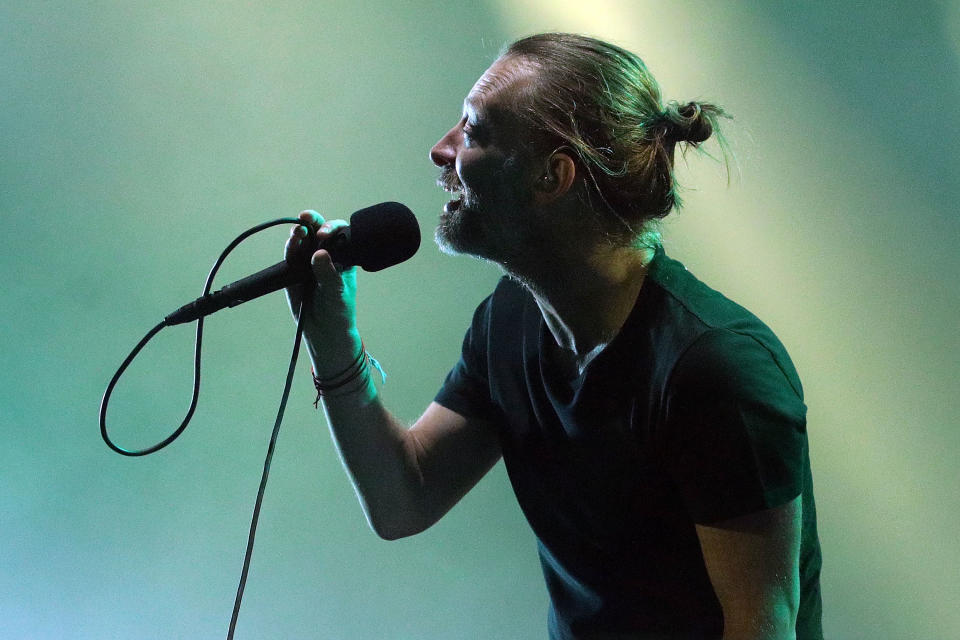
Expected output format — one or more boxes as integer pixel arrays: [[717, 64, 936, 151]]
[[434, 205, 489, 258], [434, 217, 472, 257]]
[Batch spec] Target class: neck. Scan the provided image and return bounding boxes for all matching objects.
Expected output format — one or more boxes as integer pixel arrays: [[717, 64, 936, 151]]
[[507, 238, 655, 370]]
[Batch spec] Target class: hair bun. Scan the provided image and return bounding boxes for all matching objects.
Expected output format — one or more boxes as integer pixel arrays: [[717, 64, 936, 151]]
[[663, 101, 713, 144]]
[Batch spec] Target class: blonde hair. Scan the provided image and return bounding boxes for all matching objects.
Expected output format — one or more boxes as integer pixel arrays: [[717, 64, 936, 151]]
[[504, 33, 731, 244]]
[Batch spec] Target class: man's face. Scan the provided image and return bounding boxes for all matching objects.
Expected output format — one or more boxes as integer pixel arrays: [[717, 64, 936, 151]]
[[430, 57, 541, 262]]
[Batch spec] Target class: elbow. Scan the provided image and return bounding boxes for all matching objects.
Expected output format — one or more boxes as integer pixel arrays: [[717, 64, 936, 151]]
[[721, 606, 797, 640], [371, 521, 415, 541], [366, 507, 430, 541]]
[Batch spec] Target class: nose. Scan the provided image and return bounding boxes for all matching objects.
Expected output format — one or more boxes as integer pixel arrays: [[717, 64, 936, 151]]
[[429, 125, 459, 167]]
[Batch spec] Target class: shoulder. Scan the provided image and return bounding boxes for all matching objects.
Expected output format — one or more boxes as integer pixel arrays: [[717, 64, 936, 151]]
[[671, 329, 804, 410], [659, 327, 809, 523], [646, 248, 805, 403]]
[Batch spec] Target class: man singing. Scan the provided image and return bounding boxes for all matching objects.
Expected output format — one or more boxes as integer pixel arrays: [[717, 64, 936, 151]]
[[286, 33, 822, 640]]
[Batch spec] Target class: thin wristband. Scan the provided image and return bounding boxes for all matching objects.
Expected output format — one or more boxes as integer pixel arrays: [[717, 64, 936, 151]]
[[314, 343, 366, 386], [311, 342, 386, 407]]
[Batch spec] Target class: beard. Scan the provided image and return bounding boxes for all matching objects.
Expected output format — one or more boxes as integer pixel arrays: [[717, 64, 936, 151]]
[[434, 165, 474, 255], [435, 195, 487, 257], [433, 163, 536, 263]]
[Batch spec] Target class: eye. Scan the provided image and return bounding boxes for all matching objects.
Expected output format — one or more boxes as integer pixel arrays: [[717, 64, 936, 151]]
[[462, 122, 482, 146]]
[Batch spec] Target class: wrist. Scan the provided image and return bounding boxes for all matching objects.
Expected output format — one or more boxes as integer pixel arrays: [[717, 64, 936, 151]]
[[309, 339, 387, 407], [304, 328, 363, 379], [311, 343, 367, 405]]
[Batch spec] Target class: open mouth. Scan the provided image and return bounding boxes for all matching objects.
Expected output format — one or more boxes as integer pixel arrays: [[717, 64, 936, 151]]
[[443, 192, 463, 214], [441, 179, 463, 214]]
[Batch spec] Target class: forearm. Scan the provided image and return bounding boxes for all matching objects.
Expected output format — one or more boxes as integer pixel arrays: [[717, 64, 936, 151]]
[[317, 369, 426, 540], [285, 213, 429, 539]]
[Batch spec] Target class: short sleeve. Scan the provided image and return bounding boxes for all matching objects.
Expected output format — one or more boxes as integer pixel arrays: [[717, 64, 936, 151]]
[[661, 328, 808, 524], [434, 293, 499, 423]]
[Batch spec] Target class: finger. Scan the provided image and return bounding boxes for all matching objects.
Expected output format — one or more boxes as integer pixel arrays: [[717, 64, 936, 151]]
[[316, 218, 349, 241], [284, 232, 301, 264], [284, 224, 311, 264], [310, 249, 344, 292], [289, 223, 307, 238], [298, 209, 325, 231]]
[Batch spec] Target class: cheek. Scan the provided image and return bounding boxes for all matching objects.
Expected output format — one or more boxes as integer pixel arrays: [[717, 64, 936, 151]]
[[459, 153, 519, 199], [456, 154, 486, 191]]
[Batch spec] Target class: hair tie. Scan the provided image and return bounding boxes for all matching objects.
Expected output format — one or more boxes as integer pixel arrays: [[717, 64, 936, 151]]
[[660, 101, 711, 144]]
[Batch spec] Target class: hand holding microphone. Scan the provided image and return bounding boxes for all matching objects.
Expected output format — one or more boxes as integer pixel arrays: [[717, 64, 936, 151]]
[[285, 210, 363, 378], [282, 202, 420, 379]]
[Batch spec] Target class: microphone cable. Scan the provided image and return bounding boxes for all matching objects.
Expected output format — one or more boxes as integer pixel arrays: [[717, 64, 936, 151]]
[[99, 217, 311, 639]]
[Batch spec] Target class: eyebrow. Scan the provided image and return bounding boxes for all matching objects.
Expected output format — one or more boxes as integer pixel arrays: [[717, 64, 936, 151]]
[[462, 98, 506, 129]]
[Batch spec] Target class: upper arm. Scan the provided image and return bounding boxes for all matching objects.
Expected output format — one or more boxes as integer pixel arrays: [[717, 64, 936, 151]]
[[695, 495, 802, 640], [663, 329, 808, 524], [402, 401, 502, 532]]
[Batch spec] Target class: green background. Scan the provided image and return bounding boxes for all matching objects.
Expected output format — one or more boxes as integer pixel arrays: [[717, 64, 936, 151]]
[[2, 1, 958, 638]]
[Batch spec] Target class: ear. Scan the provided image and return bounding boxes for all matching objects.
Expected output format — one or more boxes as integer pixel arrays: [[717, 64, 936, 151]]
[[532, 150, 577, 205]]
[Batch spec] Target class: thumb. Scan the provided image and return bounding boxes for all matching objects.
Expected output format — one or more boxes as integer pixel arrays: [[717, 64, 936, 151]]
[[310, 249, 346, 293]]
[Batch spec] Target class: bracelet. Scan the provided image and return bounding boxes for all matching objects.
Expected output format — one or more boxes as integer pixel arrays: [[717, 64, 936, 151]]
[[311, 341, 386, 407]]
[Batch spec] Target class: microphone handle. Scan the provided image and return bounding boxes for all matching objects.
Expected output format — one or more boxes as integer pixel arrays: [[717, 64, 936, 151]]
[[164, 259, 312, 326], [162, 225, 355, 326]]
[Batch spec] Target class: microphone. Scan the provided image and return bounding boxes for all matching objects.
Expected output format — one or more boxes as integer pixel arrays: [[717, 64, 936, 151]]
[[163, 202, 420, 326]]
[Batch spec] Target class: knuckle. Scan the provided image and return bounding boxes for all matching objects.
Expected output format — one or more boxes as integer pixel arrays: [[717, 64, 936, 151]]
[[298, 210, 324, 227]]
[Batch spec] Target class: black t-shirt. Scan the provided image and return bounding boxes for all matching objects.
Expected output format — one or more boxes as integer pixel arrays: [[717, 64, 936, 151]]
[[435, 247, 823, 640]]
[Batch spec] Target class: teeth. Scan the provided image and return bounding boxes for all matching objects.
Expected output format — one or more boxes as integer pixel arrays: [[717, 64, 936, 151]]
[[443, 198, 462, 214]]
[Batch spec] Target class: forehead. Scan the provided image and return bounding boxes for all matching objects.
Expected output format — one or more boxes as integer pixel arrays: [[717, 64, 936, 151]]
[[463, 57, 536, 120]]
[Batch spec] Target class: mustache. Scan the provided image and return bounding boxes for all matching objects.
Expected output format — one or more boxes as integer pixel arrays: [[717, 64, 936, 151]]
[[436, 166, 462, 192]]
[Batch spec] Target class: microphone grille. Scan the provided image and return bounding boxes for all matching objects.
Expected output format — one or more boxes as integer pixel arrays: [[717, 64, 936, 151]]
[[348, 202, 421, 272]]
